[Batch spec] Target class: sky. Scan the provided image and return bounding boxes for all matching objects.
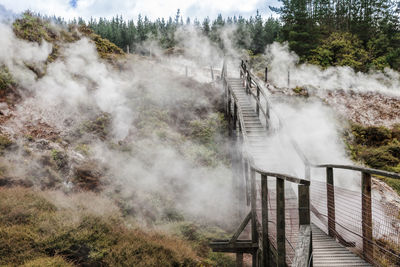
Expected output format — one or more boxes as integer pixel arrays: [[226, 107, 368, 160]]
[[0, 0, 279, 21]]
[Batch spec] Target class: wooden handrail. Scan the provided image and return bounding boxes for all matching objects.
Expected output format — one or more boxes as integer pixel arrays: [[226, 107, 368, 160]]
[[226, 79, 310, 185], [314, 164, 400, 179], [240, 60, 271, 125], [220, 59, 312, 267]]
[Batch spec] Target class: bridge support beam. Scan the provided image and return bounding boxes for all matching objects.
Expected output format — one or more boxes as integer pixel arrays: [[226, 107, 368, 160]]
[[362, 172, 373, 263]]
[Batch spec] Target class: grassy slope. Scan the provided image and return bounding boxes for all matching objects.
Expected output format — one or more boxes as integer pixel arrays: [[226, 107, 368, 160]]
[[0, 14, 236, 266], [0, 188, 201, 266]]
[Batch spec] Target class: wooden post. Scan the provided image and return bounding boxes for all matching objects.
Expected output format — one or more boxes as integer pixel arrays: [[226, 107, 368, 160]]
[[237, 139, 245, 217], [227, 90, 232, 136], [265, 67, 268, 82], [236, 253, 243, 267], [261, 174, 270, 267], [233, 103, 238, 132], [287, 69, 290, 88], [326, 167, 336, 237], [244, 160, 250, 206], [210, 66, 214, 81], [265, 102, 269, 130], [294, 185, 312, 267], [246, 73, 250, 94], [298, 184, 310, 225], [276, 178, 286, 267], [127, 45, 130, 54], [256, 86, 260, 117], [362, 172, 373, 262], [250, 169, 258, 267]]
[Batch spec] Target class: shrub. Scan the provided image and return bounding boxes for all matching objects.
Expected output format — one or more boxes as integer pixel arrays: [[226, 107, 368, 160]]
[[360, 147, 399, 170], [351, 124, 392, 146], [0, 67, 15, 91]]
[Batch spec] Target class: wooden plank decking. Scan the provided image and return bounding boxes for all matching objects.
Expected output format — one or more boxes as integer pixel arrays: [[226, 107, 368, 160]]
[[226, 76, 372, 267]]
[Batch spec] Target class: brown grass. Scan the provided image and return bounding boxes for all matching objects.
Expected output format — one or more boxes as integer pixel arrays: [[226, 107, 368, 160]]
[[0, 187, 203, 266]]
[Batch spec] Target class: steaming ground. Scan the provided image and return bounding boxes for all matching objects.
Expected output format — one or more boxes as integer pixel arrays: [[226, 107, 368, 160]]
[[265, 42, 400, 96], [0, 17, 399, 251], [0, 21, 240, 229]]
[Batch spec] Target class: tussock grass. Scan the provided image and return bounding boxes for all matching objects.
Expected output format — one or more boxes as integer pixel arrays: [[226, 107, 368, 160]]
[[0, 187, 204, 266]]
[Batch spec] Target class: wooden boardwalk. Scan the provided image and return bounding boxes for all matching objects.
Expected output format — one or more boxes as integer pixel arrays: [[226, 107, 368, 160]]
[[224, 76, 371, 267], [312, 225, 371, 267]]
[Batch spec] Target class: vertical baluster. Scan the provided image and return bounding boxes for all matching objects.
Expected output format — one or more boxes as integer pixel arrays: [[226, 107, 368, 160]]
[[233, 103, 237, 132], [261, 175, 269, 267], [326, 167, 336, 237], [244, 160, 250, 206], [362, 172, 373, 263], [227, 89, 232, 136], [265, 100, 269, 130], [256, 86, 260, 117], [265, 67, 268, 82], [250, 169, 258, 267], [276, 178, 285, 267], [298, 184, 312, 267], [298, 184, 310, 225], [236, 253, 243, 267]]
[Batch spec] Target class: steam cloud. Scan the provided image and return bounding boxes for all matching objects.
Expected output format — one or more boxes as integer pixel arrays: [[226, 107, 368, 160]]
[[0, 18, 398, 228]]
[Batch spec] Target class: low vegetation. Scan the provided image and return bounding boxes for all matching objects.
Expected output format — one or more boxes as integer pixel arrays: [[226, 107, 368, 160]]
[[13, 12, 124, 65], [346, 123, 400, 194], [0, 187, 234, 266]]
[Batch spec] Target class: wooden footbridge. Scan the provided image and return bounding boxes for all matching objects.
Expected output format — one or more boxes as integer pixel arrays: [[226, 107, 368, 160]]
[[210, 61, 400, 266]]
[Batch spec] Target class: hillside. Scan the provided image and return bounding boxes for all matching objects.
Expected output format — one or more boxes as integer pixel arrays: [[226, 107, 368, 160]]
[[1, 9, 400, 267], [0, 14, 236, 266]]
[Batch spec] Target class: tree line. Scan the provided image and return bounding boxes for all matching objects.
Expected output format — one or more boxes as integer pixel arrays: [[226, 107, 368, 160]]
[[272, 0, 400, 70], [41, 0, 399, 72], [80, 10, 281, 56]]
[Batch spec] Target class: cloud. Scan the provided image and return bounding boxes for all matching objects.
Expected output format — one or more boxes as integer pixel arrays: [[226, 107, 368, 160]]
[[0, 0, 278, 21]]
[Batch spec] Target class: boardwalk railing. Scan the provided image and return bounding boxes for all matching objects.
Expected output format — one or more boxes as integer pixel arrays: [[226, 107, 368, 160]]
[[240, 60, 270, 129], [310, 164, 400, 266], [212, 59, 400, 267], [212, 60, 312, 267]]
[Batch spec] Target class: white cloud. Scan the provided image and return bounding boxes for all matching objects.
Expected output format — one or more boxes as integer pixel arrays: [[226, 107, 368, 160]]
[[0, 0, 278, 21]]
